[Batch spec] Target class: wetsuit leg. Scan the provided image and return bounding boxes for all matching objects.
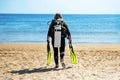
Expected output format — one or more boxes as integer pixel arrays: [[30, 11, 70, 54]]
[[60, 38, 65, 61], [53, 47, 59, 65], [52, 38, 59, 66]]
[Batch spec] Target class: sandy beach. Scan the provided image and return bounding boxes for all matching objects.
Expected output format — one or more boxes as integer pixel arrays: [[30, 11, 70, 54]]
[[0, 44, 120, 80]]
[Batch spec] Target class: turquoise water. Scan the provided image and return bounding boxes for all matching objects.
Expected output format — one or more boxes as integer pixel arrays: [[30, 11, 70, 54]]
[[0, 14, 120, 44]]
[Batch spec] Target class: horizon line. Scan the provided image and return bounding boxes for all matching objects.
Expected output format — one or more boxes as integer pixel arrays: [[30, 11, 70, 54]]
[[0, 13, 120, 15]]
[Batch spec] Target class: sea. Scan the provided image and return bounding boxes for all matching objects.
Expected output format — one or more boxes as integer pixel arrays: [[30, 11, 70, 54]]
[[0, 14, 120, 44]]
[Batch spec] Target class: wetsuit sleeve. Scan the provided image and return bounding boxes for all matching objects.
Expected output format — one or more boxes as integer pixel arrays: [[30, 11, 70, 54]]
[[63, 22, 72, 40], [47, 20, 54, 37], [47, 20, 54, 41]]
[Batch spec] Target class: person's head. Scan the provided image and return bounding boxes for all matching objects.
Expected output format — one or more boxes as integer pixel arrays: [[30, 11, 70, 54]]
[[54, 13, 62, 20]]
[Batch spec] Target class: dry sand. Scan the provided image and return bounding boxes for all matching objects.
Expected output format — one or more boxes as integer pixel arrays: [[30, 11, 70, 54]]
[[0, 44, 120, 80]]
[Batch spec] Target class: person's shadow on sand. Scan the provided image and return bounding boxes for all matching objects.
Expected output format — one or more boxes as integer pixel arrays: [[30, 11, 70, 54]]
[[10, 66, 72, 74]]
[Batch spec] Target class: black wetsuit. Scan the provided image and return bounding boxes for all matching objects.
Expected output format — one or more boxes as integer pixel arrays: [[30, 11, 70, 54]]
[[47, 19, 71, 65]]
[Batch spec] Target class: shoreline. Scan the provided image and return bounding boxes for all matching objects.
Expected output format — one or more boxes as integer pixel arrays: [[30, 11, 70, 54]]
[[0, 43, 120, 50]]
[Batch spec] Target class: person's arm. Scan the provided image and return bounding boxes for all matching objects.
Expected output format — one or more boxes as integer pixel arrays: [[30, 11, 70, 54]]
[[47, 20, 55, 43], [63, 22, 72, 44]]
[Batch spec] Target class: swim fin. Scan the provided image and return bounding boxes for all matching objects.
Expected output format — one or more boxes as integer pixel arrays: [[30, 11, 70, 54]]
[[69, 44, 76, 64], [47, 42, 51, 65]]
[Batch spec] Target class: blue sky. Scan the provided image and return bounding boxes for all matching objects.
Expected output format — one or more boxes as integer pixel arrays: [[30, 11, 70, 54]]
[[0, 0, 120, 14]]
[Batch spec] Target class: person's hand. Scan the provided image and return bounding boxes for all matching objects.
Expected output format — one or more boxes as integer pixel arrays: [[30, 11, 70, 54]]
[[47, 40, 50, 44], [69, 39, 72, 45], [47, 36, 50, 44], [67, 36, 72, 45]]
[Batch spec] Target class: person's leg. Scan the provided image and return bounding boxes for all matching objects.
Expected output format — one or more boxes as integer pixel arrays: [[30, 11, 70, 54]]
[[53, 47, 59, 68], [60, 38, 65, 61], [60, 38, 65, 68], [52, 38, 59, 68]]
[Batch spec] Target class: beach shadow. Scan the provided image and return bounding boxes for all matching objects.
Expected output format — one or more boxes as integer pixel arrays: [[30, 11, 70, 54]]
[[10, 66, 72, 74]]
